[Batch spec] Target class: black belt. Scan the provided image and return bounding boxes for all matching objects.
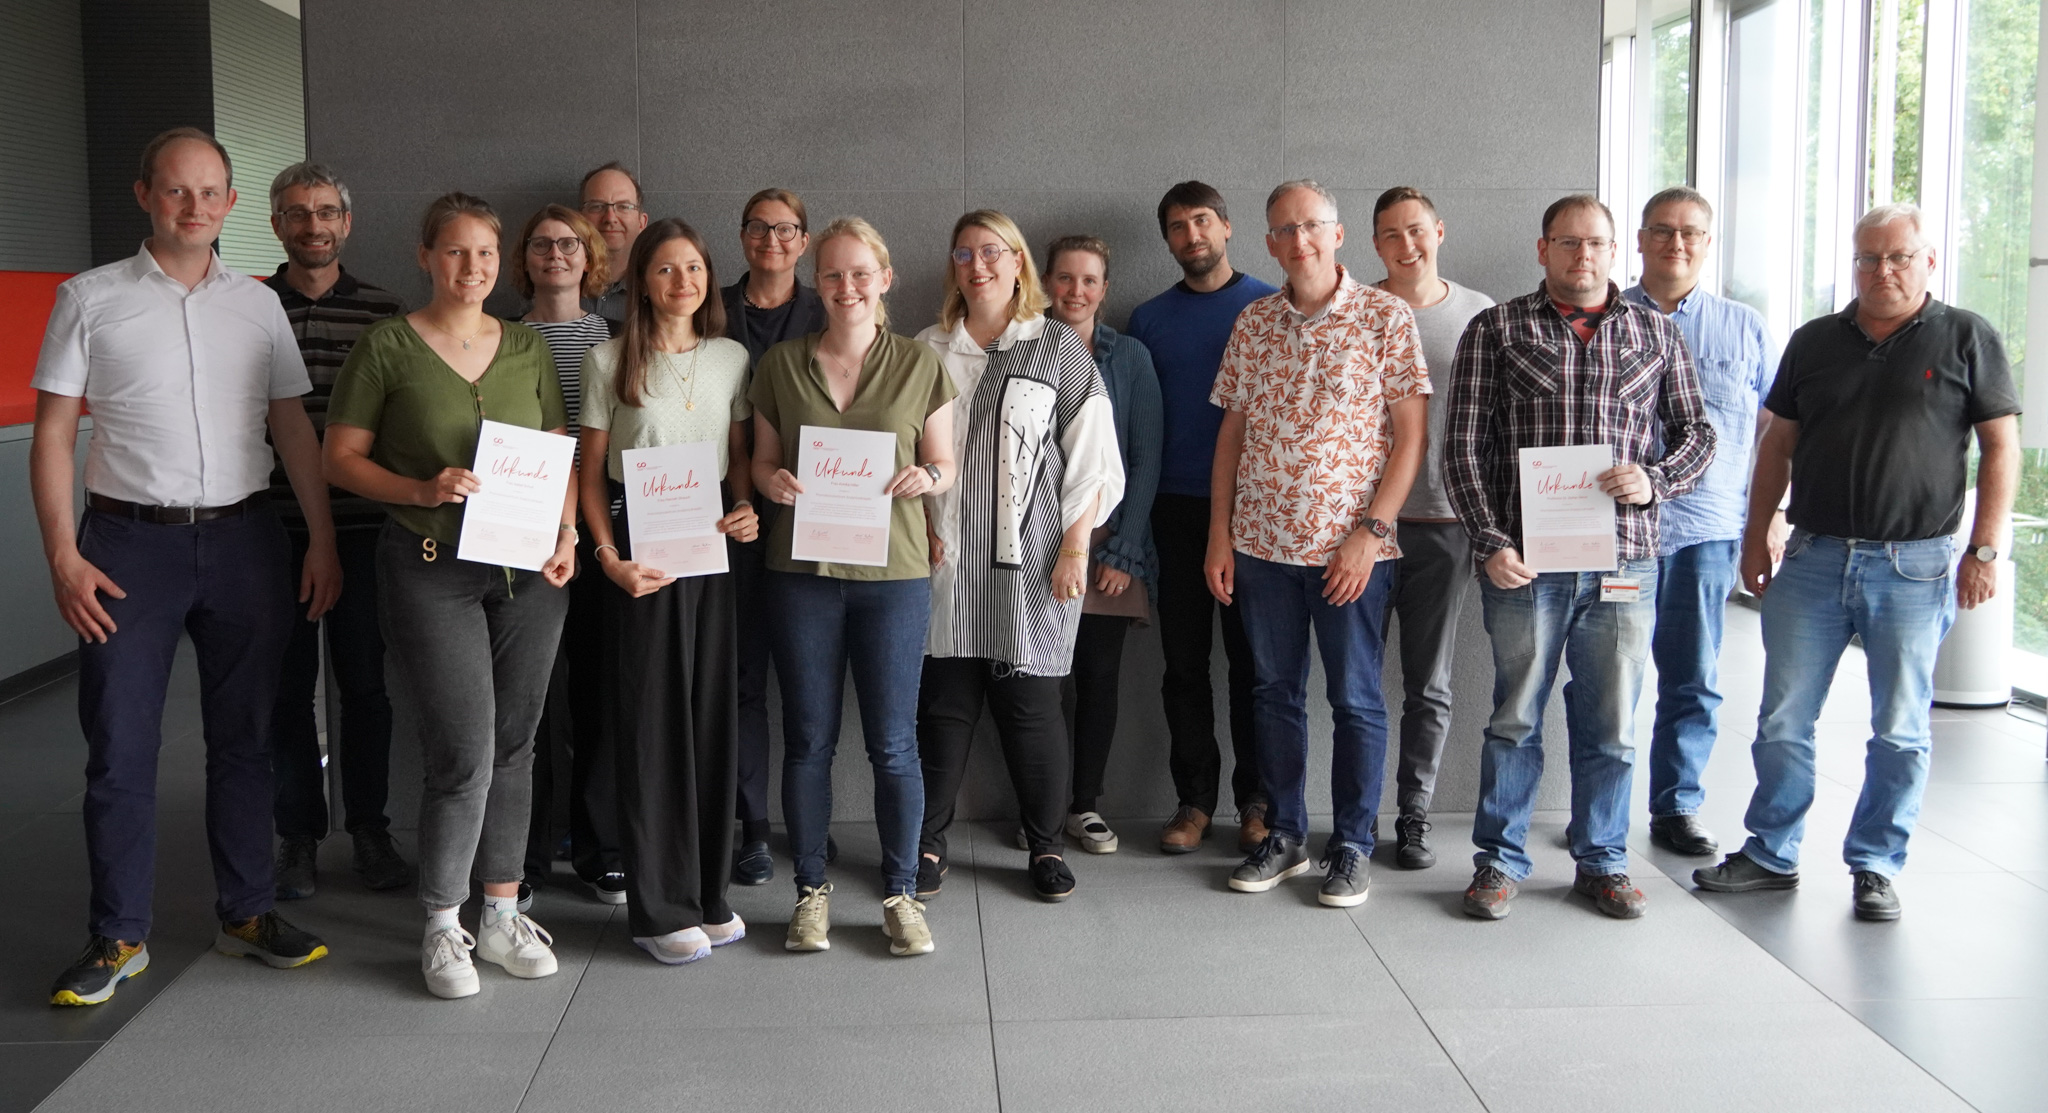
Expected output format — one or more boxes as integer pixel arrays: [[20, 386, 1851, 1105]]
[[87, 491, 268, 524]]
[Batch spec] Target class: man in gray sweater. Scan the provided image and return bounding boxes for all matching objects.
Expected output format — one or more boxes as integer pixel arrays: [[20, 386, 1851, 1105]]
[[1370, 187, 1496, 869]]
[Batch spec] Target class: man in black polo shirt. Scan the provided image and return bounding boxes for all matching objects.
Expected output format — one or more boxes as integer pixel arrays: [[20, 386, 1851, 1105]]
[[1695, 203, 2020, 921], [262, 162, 411, 898]]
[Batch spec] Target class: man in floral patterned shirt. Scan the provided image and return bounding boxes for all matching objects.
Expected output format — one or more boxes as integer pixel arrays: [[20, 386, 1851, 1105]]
[[1204, 180, 1429, 909]]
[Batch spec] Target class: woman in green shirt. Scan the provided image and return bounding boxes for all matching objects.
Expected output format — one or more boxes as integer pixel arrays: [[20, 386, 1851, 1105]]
[[577, 219, 759, 965], [749, 217, 956, 956], [324, 193, 577, 1001]]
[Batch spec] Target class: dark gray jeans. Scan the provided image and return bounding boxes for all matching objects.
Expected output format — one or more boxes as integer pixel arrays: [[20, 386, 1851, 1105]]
[[1391, 520, 1476, 813], [376, 523, 569, 910]]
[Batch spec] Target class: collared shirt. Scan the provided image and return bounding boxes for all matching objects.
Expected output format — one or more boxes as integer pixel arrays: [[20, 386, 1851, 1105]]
[[33, 243, 311, 507], [916, 315, 1123, 674], [585, 280, 628, 325], [1767, 296, 2020, 541], [262, 264, 405, 530], [1622, 283, 1777, 554], [1209, 266, 1430, 566], [1446, 282, 1716, 564]]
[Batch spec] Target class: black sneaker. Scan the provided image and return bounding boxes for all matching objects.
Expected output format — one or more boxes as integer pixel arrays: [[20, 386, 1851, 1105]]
[[1463, 863, 1519, 920], [517, 881, 534, 913], [1030, 855, 1076, 902], [916, 855, 946, 900], [1853, 871, 1901, 921], [352, 830, 414, 891], [215, 911, 329, 969], [1572, 871, 1648, 919], [1228, 833, 1310, 893], [275, 836, 318, 900], [1693, 852, 1799, 892], [1649, 814, 1720, 857], [50, 936, 148, 1006], [1318, 845, 1370, 907], [592, 872, 629, 905], [733, 840, 774, 886], [1393, 811, 1436, 870]]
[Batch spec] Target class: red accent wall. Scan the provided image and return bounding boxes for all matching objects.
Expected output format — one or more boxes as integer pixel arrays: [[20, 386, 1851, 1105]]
[[1, 271, 71, 426]]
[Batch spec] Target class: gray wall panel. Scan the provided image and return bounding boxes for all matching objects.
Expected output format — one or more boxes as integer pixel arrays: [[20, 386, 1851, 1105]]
[[0, 0, 91, 272]]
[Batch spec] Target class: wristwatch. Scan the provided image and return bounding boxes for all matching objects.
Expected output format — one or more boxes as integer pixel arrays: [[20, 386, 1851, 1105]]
[[1972, 544, 1999, 563], [923, 463, 943, 485], [1364, 517, 1392, 539]]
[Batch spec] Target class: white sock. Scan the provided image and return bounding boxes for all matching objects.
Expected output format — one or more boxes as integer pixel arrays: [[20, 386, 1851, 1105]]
[[426, 907, 461, 936], [481, 893, 518, 926]]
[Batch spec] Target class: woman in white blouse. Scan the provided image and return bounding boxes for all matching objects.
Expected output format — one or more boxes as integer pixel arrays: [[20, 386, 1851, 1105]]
[[913, 209, 1124, 904]]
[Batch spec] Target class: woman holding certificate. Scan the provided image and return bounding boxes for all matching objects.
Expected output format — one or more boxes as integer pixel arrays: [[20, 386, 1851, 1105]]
[[750, 217, 957, 957], [325, 193, 577, 1000], [576, 219, 759, 965], [914, 211, 1124, 904]]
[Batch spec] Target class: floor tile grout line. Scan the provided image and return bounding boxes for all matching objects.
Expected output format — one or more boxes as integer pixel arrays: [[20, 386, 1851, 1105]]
[[512, 905, 614, 1113], [1339, 891, 1493, 1112], [968, 827, 1005, 1113]]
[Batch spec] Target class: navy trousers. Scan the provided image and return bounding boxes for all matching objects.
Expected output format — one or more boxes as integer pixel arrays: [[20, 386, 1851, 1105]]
[[76, 504, 294, 941]]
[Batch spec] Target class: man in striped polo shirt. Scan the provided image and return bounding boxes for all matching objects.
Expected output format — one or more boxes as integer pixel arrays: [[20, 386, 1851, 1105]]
[[261, 162, 411, 899]]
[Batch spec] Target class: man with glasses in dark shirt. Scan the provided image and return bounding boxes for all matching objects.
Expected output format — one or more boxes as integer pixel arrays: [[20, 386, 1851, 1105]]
[[579, 161, 649, 323], [1694, 203, 2020, 922]]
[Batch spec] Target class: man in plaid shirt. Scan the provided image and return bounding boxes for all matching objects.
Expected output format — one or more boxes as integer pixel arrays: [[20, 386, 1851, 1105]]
[[1446, 194, 1715, 921]]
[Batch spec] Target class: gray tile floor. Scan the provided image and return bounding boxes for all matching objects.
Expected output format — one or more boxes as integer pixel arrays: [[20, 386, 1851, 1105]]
[[4, 604, 2044, 1112]]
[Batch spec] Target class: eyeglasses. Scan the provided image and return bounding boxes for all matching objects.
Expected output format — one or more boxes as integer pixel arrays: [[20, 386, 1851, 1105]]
[[1852, 249, 1926, 273], [743, 220, 803, 242], [580, 200, 641, 217], [1643, 226, 1708, 245], [819, 269, 882, 287], [276, 206, 346, 224], [950, 244, 1016, 266], [1268, 219, 1336, 239], [1548, 236, 1615, 254], [526, 236, 584, 257]]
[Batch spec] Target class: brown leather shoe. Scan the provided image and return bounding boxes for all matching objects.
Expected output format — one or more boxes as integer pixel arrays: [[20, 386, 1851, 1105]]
[[1237, 803, 1270, 854], [1159, 806, 1210, 854]]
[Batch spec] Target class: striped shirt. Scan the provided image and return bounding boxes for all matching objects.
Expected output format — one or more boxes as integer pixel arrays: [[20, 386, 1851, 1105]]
[[261, 266, 404, 530], [918, 316, 1124, 676], [524, 313, 613, 436], [1445, 282, 1716, 564]]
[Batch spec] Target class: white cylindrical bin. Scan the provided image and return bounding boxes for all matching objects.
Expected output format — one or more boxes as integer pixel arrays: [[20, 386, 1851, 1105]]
[[1934, 493, 2016, 707]]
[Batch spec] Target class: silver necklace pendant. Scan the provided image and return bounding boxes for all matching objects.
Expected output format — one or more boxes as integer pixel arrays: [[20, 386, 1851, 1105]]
[[461, 338, 472, 350]]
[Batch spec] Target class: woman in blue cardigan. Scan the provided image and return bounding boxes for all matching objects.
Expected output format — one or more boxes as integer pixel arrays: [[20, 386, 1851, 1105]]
[[1043, 235, 1162, 855]]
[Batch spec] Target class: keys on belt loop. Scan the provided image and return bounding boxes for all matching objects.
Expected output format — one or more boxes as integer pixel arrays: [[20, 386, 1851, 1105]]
[[422, 537, 438, 563]]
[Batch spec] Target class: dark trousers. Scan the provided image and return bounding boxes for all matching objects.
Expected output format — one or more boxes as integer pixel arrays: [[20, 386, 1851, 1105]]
[[528, 534, 620, 883], [1390, 520, 1475, 814], [611, 510, 738, 938], [1151, 493, 1262, 815], [1061, 614, 1132, 814], [730, 530, 776, 842], [77, 505, 294, 940], [270, 527, 393, 840], [919, 657, 1071, 861]]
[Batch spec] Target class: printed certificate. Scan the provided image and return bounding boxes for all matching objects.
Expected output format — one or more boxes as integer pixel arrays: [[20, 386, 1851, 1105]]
[[1518, 444, 1618, 573], [622, 441, 729, 578], [456, 420, 575, 571], [791, 424, 896, 567]]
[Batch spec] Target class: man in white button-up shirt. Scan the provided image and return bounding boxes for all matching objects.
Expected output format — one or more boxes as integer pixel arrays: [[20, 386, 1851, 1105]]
[[31, 128, 339, 1007]]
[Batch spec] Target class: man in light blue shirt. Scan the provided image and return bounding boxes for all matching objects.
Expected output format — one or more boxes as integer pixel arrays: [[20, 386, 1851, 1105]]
[[1622, 186, 1782, 858]]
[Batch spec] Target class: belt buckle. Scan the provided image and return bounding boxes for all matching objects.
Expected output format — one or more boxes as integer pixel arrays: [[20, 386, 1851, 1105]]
[[167, 505, 198, 525]]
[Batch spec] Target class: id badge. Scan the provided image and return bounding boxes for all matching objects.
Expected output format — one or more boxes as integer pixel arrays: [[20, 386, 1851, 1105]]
[[1599, 575, 1641, 603]]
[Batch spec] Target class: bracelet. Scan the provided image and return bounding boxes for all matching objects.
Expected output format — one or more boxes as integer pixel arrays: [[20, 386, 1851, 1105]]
[[594, 544, 619, 558], [1058, 547, 1088, 559], [559, 523, 576, 532]]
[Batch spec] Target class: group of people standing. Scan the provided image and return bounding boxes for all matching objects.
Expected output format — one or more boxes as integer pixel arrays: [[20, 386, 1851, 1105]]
[[32, 127, 2017, 1007]]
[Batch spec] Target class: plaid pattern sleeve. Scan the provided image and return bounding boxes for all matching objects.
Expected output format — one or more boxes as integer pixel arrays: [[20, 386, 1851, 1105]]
[[1445, 283, 1716, 564]]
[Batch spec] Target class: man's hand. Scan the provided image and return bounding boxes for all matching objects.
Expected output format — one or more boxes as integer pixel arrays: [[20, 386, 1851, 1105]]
[[1957, 552, 1999, 610], [1597, 463, 1654, 505], [1483, 547, 1536, 589], [299, 539, 342, 621], [51, 548, 125, 643], [1320, 530, 1382, 606], [1204, 535, 1235, 605], [1765, 509, 1790, 567], [1740, 529, 1776, 597]]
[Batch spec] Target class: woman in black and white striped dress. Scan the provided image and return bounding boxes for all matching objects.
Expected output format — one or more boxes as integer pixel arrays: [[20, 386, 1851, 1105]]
[[913, 209, 1125, 903]]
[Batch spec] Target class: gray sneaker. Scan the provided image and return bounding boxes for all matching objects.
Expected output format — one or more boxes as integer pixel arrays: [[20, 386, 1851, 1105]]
[[275, 837, 318, 900], [1572, 871, 1648, 919], [1852, 871, 1901, 921], [1229, 833, 1309, 893], [1317, 845, 1370, 907], [1693, 852, 1800, 892]]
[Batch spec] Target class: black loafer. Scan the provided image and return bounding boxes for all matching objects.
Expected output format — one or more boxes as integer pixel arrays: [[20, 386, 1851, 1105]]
[[733, 840, 774, 886], [1649, 814, 1720, 857]]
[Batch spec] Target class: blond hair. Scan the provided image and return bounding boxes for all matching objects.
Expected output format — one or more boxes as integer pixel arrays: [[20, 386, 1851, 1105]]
[[939, 209, 1048, 331], [812, 216, 894, 329]]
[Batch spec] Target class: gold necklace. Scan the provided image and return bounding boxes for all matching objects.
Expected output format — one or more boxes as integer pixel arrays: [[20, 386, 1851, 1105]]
[[660, 342, 703, 411]]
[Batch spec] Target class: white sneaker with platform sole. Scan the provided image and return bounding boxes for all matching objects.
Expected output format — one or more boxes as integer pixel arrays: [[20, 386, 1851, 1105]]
[[422, 926, 480, 999], [475, 913, 558, 979]]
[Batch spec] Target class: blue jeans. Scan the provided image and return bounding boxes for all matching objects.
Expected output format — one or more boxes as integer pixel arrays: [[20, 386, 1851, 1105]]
[[766, 571, 929, 895], [1233, 551, 1396, 854], [1741, 531, 1956, 878], [1647, 539, 1739, 818], [1472, 559, 1658, 881]]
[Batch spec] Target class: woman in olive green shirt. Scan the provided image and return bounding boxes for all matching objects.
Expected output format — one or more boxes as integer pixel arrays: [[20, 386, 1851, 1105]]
[[749, 217, 956, 956], [325, 193, 576, 1001]]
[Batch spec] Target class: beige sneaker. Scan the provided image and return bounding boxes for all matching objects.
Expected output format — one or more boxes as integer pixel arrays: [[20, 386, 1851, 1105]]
[[881, 894, 934, 956], [785, 883, 832, 952]]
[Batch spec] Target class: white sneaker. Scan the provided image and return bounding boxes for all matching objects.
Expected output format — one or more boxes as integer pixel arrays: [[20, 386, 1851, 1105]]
[[475, 912, 558, 979], [704, 915, 746, 947], [422, 925, 479, 999], [633, 927, 710, 965], [1065, 811, 1119, 854]]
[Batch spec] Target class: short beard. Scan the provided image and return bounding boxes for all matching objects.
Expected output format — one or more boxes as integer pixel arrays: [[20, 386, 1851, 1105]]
[[287, 242, 341, 270], [1177, 249, 1221, 280]]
